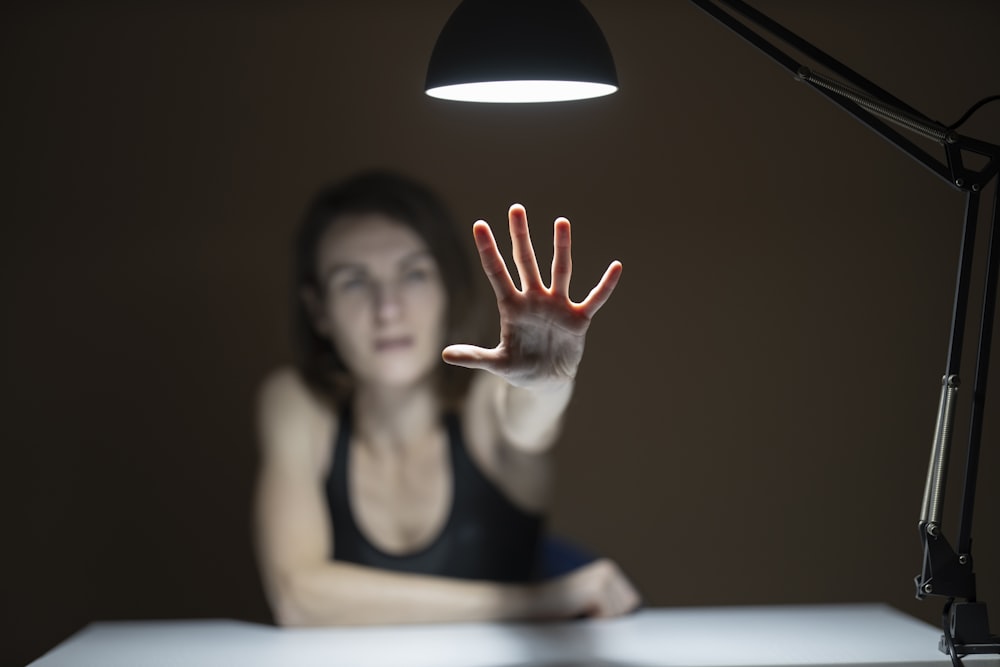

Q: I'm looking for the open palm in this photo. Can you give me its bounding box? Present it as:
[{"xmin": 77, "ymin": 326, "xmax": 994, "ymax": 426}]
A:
[{"xmin": 442, "ymin": 204, "xmax": 622, "ymax": 390}]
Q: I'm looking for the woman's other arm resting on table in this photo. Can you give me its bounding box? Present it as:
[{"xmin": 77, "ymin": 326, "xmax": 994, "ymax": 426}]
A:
[{"xmin": 253, "ymin": 368, "xmax": 636, "ymax": 626}]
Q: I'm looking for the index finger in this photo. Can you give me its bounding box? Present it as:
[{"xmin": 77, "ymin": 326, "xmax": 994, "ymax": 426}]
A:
[{"xmin": 472, "ymin": 220, "xmax": 518, "ymax": 301}]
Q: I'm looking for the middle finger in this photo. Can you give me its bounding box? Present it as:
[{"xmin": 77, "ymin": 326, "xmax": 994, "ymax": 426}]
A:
[{"xmin": 508, "ymin": 203, "xmax": 544, "ymax": 292}]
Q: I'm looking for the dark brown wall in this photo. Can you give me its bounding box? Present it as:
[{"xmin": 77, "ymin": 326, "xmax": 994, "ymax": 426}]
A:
[{"xmin": 4, "ymin": 1, "xmax": 1000, "ymax": 664}]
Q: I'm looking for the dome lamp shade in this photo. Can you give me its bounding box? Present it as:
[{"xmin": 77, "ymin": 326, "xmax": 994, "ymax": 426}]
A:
[{"xmin": 425, "ymin": 0, "xmax": 619, "ymax": 103}]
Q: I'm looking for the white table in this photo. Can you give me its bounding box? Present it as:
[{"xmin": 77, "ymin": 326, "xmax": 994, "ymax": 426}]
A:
[{"xmin": 29, "ymin": 604, "xmax": 1000, "ymax": 666}]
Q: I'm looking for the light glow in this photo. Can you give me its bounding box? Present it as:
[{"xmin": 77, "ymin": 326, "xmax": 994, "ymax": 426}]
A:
[{"xmin": 426, "ymin": 80, "xmax": 617, "ymax": 103}]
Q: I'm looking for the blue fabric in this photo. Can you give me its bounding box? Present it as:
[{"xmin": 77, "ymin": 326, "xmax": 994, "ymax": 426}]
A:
[{"xmin": 535, "ymin": 534, "xmax": 596, "ymax": 579}]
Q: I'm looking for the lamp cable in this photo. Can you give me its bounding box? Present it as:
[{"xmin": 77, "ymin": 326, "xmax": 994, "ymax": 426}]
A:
[
  {"xmin": 942, "ymin": 598, "xmax": 968, "ymax": 667},
  {"xmin": 947, "ymin": 95, "xmax": 1000, "ymax": 132}
]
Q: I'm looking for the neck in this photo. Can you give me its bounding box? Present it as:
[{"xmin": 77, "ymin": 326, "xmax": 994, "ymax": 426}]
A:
[{"xmin": 352, "ymin": 380, "xmax": 442, "ymax": 455}]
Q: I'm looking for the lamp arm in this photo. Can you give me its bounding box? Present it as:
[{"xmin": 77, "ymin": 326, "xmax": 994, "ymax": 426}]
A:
[
  {"xmin": 916, "ymin": 182, "xmax": 1000, "ymax": 659},
  {"xmin": 687, "ymin": 0, "xmax": 1000, "ymax": 659},
  {"xmin": 959, "ymin": 182, "xmax": 1000, "ymax": 557},
  {"xmin": 688, "ymin": 0, "xmax": 1000, "ymax": 190},
  {"xmin": 795, "ymin": 68, "xmax": 946, "ymax": 143},
  {"xmin": 693, "ymin": 0, "xmax": 931, "ymax": 118}
]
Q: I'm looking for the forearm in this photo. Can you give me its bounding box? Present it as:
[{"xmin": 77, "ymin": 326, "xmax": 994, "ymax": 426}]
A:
[
  {"xmin": 274, "ymin": 560, "xmax": 544, "ymax": 626},
  {"xmin": 495, "ymin": 379, "xmax": 574, "ymax": 452}
]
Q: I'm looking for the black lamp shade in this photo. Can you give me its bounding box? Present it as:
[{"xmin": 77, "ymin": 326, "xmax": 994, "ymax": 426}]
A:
[{"xmin": 425, "ymin": 0, "xmax": 619, "ymax": 102}]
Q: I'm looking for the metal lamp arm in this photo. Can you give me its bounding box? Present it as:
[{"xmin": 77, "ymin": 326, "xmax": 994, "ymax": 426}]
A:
[
  {"xmin": 688, "ymin": 0, "xmax": 1000, "ymax": 189},
  {"xmin": 686, "ymin": 0, "xmax": 1000, "ymax": 659}
]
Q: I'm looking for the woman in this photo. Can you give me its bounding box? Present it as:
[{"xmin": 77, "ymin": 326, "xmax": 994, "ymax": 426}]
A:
[{"xmin": 254, "ymin": 171, "xmax": 639, "ymax": 626}]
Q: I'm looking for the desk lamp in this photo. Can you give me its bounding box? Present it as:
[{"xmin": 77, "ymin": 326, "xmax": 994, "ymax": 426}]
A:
[{"xmin": 426, "ymin": 1, "xmax": 1000, "ymax": 664}]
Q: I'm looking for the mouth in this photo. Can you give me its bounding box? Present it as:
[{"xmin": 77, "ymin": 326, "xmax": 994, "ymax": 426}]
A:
[{"xmin": 374, "ymin": 336, "xmax": 414, "ymax": 352}]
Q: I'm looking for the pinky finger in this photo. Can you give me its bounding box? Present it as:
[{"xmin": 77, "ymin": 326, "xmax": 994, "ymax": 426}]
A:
[{"xmin": 579, "ymin": 261, "xmax": 623, "ymax": 318}]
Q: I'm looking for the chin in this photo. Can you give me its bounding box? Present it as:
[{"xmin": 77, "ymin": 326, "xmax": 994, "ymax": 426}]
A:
[{"xmin": 371, "ymin": 360, "xmax": 439, "ymax": 390}]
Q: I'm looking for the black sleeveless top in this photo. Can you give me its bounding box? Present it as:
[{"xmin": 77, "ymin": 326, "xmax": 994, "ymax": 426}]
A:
[{"xmin": 325, "ymin": 406, "xmax": 544, "ymax": 583}]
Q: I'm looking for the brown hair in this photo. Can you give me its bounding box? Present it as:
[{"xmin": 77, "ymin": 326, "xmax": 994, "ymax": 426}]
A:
[{"xmin": 293, "ymin": 170, "xmax": 478, "ymax": 405}]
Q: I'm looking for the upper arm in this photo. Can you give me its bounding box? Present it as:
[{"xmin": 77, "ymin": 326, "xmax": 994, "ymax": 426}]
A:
[{"xmin": 254, "ymin": 367, "xmax": 336, "ymax": 604}]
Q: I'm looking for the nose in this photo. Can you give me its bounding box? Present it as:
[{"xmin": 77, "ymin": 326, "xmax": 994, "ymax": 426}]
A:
[{"xmin": 373, "ymin": 280, "xmax": 403, "ymax": 324}]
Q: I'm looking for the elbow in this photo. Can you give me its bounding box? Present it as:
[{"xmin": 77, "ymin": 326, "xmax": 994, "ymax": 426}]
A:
[
  {"xmin": 271, "ymin": 596, "xmax": 310, "ymax": 628},
  {"xmin": 267, "ymin": 570, "xmax": 320, "ymax": 627},
  {"xmin": 268, "ymin": 568, "xmax": 355, "ymax": 627}
]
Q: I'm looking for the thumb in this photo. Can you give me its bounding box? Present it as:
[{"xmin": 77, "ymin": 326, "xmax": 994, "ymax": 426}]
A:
[{"xmin": 441, "ymin": 344, "xmax": 501, "ymax": 372}]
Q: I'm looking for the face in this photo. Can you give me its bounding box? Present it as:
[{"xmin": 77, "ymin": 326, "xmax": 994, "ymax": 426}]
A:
[{"xmin": 309, "ymin": 213, "xmax": 448, "ymax": 390}]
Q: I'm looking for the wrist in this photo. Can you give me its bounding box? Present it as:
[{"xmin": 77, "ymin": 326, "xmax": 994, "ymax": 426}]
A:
[
  {"xmin": 495, "ymin": 581, "xmax": 547, "ymax": 620},
  {"xmin": 492, "ymin": 377, "xmax": 574, "ymax": 453},
  {"xmin": 507, "ymin": 579, "xmax": 566, "ymax": 621},
  {"xmin": 506, "ymin": 377, "xmax": 574, "ymax": 396}
]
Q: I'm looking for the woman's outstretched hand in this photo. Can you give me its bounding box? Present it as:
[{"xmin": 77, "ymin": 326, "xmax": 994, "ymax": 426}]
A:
[{"xmin": 442, "ymin": 204, "xmax": 622, "ymax": 391}]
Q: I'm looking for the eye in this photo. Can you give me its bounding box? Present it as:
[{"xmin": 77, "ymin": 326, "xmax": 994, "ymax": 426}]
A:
[
  {"xmin": 401, "ymin": 259, "xmax": 439, "ymax": 284},
  {"xmin": 334, "ymin": 274, "xmax": 370, "ymax": 292},
  {"xmin": 403, "ymin": 267, "xmax": 431, "ymax": 283}
]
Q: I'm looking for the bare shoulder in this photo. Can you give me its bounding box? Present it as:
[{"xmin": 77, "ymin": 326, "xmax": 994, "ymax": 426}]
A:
[
  {"xmin": 258, "ymin": 366, "xmax": 329, "ymax": 418},
  {"xmin": 256, "ymin": 365, "xmax": 337, "ymax": 470}
]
